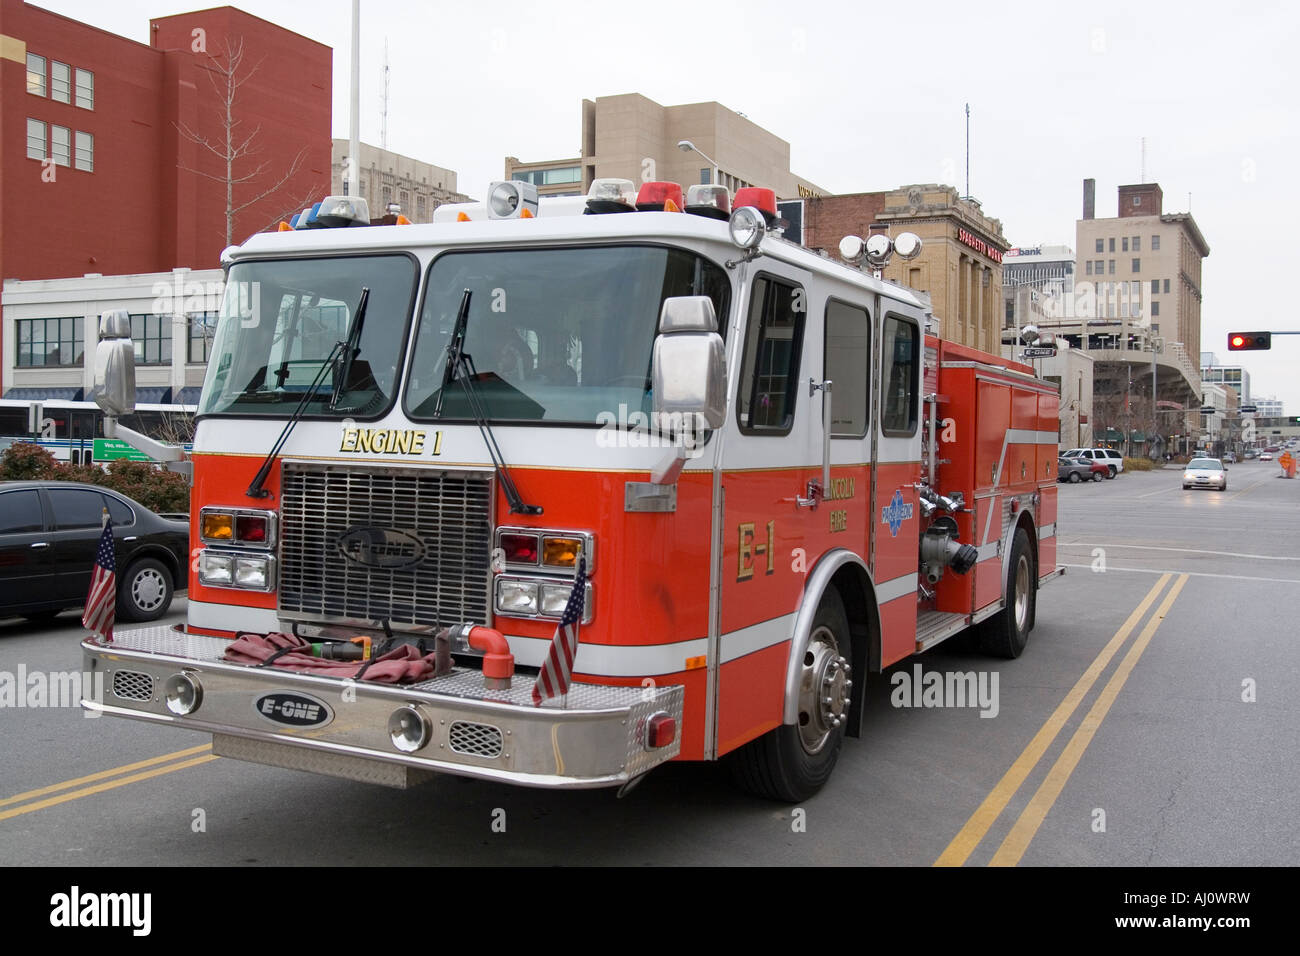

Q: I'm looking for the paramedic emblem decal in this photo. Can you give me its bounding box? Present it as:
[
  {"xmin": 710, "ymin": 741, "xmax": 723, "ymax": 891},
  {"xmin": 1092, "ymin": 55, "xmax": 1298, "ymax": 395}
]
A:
[
  {"xmin": 881, "ymin": 490, "xmax": 914, "ymax": 537},
  {"xmin": 336, "ymin": 528, "xmax": 426, "ymax": 569},
  {"xmin": 254, "ymin": 692, "xmax": 333, "ymax": 728}
]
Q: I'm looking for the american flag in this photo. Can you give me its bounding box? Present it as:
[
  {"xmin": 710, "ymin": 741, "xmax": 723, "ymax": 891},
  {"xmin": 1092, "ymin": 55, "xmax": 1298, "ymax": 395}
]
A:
[
  {"xmin": 531, "ymin": 556, "xmax": 586, "ymax": 706},
  {"xmin": 82, "ymin": 515, "xmax": 116, "ymax": 642}
]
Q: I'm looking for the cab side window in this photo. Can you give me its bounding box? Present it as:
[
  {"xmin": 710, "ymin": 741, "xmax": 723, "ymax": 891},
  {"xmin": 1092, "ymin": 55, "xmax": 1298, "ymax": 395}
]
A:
[
  {"xmin": 738, "ymin": 276, "xmax": 806, "ymax": 434},
  {"xmin": 881, "ymin": 316, "xmax": 919, "ymax": 436},
  {"xmin": 824, "ymin": 299, "xmax": 870, "ymax": 438}
]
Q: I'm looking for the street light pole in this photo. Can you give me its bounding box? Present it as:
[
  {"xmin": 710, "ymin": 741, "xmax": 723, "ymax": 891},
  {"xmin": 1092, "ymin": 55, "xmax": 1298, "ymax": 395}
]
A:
[{"xmin": 677, "ymin": 139, "xmax": 719, "ymax": 186}]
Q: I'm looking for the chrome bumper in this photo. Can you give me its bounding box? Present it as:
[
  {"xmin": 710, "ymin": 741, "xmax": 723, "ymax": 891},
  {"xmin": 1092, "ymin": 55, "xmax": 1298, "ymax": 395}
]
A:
[{"xmin": 82, "ymin": 626, "xmax": 683, "ymax": 790}]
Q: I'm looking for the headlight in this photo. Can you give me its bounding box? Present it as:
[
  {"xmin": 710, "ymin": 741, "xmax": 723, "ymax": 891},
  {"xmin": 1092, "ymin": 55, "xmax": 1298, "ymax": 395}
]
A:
[
  {"xmin": 496, "ymin": 579, "xmax": 538, "ymax": 615},
  {"xmin": 198, "ymin": 552, "xmax": 233, "ymax": 585},
  {"xmin": 728, "ymin": 206, "xmax": 766, "ymax": 250},
  {"xmin": 198, "ymin": 550, "xmax": 275, "ymax": 591}
]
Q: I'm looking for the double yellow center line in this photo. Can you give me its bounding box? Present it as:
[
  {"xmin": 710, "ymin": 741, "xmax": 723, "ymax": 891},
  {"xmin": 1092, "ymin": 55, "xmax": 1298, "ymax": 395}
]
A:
[
  {"xmin": 935, "ymin": 572, "xmax": 1189, "ymax": 867},
  {"xmin": 0, "ymin": 744, "xmax": 218, "ymax": 822}
]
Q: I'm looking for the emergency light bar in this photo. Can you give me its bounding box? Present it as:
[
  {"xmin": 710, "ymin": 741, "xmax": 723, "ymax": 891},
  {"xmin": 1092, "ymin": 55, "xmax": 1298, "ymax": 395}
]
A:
[
  {"xmin": 586, "ymin": 178, "xmax": 637, "ymax": 214},
  {"xmin": 685, "ymin": 184, "xmax": 731, "ymax": 220}
]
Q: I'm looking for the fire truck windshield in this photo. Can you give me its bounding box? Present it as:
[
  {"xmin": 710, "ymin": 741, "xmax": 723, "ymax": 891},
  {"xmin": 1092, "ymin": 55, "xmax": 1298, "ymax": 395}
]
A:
[
  {"xmin": 197, "ymin": 254, "xmax": 416, "ymax": 419},
  {"xmin": 405, "ymin": 244, "xmax": 730, "ymax": 425}
]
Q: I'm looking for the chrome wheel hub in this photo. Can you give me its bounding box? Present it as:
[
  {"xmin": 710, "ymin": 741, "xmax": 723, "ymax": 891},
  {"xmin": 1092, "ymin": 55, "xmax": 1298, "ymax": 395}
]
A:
[{"xmin": 798, "ymin": 626, "xmax": 852, "ymax": 755}]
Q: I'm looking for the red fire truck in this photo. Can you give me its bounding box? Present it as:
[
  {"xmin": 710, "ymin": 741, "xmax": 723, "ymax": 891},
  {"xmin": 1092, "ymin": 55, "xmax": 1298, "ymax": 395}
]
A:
[{"xmin": 83, "ymin": 180, "xmax": 1060, "ymax": 801}]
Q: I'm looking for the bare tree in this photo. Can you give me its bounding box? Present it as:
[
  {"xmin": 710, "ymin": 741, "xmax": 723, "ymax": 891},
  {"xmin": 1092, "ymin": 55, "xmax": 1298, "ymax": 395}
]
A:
[{"xmin": 177, "ymin": 38, "xmax": 316, "ymax": 246}]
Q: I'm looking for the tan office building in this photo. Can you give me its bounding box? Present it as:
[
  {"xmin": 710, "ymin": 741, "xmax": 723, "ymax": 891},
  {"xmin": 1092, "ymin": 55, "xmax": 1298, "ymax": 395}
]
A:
[
  {"xmin": 331, "ymin": 140, "xmax": 470, "ymax": 223},
  {"xmin": 505, "ymin": 93, "xmax": 825, "ymax": 199}
]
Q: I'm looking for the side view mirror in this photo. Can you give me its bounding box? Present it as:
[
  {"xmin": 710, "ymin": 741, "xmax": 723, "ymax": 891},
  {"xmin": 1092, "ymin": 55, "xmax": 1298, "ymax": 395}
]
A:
[
  {"xmin": 652, "ymin": 296, "xmax": 726, "ymax": 430},
  {"xmin": 89, "ymin": 309, "xmax": 136, "ymax": 417}
]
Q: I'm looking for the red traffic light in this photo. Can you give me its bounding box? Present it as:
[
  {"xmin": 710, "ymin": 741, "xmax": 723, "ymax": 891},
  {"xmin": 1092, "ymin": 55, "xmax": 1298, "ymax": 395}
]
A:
[{"xmin": 1227, "ymin": 331, "xmax": 1271, "ymax": 350}]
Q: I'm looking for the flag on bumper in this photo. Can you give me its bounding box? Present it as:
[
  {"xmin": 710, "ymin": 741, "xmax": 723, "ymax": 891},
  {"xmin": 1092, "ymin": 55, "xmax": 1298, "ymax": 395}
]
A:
[
  {"xmin": 531, "ymin": 556, "xmax": 586, "ymax": 706},
  {"xmin": 82, "ymin": 517, "xmax": 115, "ymax": 642}
]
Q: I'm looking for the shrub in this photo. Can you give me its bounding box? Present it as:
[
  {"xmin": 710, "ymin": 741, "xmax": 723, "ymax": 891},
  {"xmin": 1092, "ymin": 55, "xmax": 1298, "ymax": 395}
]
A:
[
  {"xmin": 1123, "ymin": 457, "xmax": 1155, "ymax": 471},
  {"xmin": 0, "ymin": 443, "xmax": 191, "ymax": 514},
  {"xmin": 0, "ymin": 442, "xmax": 61, "ymax": 479}
]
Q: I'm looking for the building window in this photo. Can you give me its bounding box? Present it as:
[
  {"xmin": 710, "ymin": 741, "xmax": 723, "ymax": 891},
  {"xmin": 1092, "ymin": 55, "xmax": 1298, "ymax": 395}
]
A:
[
  {"xmin": 1095, "ymin": 238, "xmax": 1104, "ymax": 253},
  {"xmin": 700, "ymin": 168, "xmax": 712, "ymax": 185},
  {"xmin": 74, "ymin": 131, "xmax": 93, "ymax": 171},
  {"xmin": 1109, "ymin": 238, "xmax": 1115, "ymax": 252},
  {"xmin": 129, "ymin": 314, "xmax": 172, "ymax": 365},
  {"xmin": 51, "ymin": 125, "xmax": 71, "ymax": 166},
  {"xmin": 75, "ymin": 69, "xmax": 94, "ymax": 109},
  {"xmin": 1151, "ymin": 301, "xmax": 1160, "ymax": 317},
  {"xmin": 1150, "ymin": 279, "xmax": 1159, "ymax": 293},
  {"xmin": 51, "ymin": 61, "xmax": 71, "ymax": 103},
  {"xmin": 1108, "ymin": 259, "xmax": 1115, "ymax": 275},
  {"xmin": 1163, "ymin": 279, "xmax": 1170, "ymax": 294},
  {"xmin": 188, "ymin": 312, "xmax": 219, "ymax": 363},
  {"xmin": 1152, "ymin": 235, "xmax": 1160, "ymax": 251},
  {"xmin": 27, "ymin": 53, "xmax": 46, "ymax": 95},
  {"xmin": 381, "ymin": 185, "xmax": 391, "ymax": 209},
  {"xmin": 398, "ymin": 189, "xmax": 409, "ymax": 211},
  {"xmin": 16, "ymin": 317, "xmax": 84, "ymax": 367},
  {"xmin": 1132, "ymin": 258, "xmax": 1140, "ymax": 272},
  {"xmin": 1133, "ymin": 235, "xmax": 1141, "ymax": 252},
  {"xmin": 1122, "ymin": 237, "xmax": 1129, "ymax": 252},
  {"xmin": 416, "ymin": 195, "xmax": 426, "ymax": 219},
  {"xmin": 1133, "ymin": 196, "xmax": 1141, "ymax": 207},
  {"xmin": 26, "ymin": 119, "xmax": 46, "ymax": 160},
  {"xmin": 1086, "ymin": 261, "xmax": 1093, "ymax": 275}
]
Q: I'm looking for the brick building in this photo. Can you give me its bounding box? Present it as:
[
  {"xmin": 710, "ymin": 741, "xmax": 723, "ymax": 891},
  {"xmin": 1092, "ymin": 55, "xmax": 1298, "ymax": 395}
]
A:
[{"xmin": 2, "ymin": 0, "xmax": 331, "ymax": 389}]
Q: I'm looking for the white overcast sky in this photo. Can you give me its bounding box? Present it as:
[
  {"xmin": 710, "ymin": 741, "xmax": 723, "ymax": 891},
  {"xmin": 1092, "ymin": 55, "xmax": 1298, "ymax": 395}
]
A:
[{"xmin": 37, "ymin": 0, "xmax": 1300, "ymax": 412}]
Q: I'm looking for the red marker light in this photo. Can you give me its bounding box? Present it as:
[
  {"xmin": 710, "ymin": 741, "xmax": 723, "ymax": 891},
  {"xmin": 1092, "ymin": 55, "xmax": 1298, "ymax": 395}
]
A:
[
  {"xmin": 636, "ymin": 181, "xmax": 684, "ymax": 212},
  {"xmin": 1231, "ymin": 335, "xmax": 1245, "ymax": 348},
  {"xmin": 734, "ymin": 187, "xmax": 777, "ymax": 224},
  {"xmin": 645, "ymin": 713, "xmax": 676, "ymax": 749}
]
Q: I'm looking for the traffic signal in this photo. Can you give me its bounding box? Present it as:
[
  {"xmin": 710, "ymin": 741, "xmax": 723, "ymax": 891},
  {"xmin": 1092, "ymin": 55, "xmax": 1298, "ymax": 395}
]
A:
[{"xmin": 1228, "ymin": 331, "xmax": 1271, "ymax": 350}]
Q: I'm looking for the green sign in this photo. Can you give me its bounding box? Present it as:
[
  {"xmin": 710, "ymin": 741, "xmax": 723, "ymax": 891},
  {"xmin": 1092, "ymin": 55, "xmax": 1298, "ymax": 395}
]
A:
[{"xmin": 93, "ymin": 439, "xmax": 153, "ymax": 462}]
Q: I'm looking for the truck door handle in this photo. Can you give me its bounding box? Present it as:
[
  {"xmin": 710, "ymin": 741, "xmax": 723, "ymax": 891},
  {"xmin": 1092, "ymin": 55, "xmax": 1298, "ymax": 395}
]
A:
[{"xmin": 30, "ymin": 542, "xmax": 49, "ymax": 549}]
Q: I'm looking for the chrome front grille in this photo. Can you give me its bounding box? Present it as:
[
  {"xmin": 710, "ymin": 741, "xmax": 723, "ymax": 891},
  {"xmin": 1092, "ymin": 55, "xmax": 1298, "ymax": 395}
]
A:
[{"xmin": 278, "ymin": 463, "xmax": 493, "ymax": 631}]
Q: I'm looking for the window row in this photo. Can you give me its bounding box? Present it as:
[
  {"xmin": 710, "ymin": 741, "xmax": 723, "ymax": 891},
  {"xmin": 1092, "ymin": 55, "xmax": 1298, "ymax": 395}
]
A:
[
  {"xmin": 15, "ymin": 314, "xmax": 218, "ymax": 368},
  {"xmin": 1149, "ymin": 278, "xmax": 1172, "ymax": 294},
  {"xmin": 738, "ymin": 276, "xmax": 916, "ymax": 438},
  {"xmin": 26, "ymin": 119, "xmax": 93, "ymax": 171},
  {"xmin": 1095, "ymin": 235, "xmax": 1161, "ymax": 253},
  {"xmin": 26, "ymin": 53, "xmax": 94, "ymax": 109}
]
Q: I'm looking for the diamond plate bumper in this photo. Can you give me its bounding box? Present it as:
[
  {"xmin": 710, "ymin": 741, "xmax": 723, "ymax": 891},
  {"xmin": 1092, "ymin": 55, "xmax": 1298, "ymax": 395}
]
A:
[{"xmin": 82, "ymin": 626, "xmax": 683, "ymax": 790}]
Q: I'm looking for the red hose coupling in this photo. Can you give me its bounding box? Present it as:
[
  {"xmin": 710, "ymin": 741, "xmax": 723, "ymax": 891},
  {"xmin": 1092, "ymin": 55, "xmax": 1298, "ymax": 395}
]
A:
[{"xmin": 467, "ymin": 626, "xmax": 514, "ymax": 689}]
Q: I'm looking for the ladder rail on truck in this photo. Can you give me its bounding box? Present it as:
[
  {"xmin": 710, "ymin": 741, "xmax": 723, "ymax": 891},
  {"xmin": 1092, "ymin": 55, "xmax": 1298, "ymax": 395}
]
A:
[{"xmin": 82, "ymin": 181, "xmax": 1061, "ymax": 800}]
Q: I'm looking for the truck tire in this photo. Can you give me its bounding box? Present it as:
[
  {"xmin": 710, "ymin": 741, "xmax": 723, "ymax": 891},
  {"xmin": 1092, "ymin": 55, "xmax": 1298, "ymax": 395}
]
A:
[
  {"xmin": 729, "ymin": 588, "xmax": 852, "ymax": 802},
  {"xmin": 117, "ymin": 557, "xmax": 174, "ymax": 623},
  {"xmin": 978, "ymin": 528, "xmax": 1035, "ymax": 659}
]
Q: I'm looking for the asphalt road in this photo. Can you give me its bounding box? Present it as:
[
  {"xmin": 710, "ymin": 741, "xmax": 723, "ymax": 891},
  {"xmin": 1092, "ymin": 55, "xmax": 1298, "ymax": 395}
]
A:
[{"xmin": 1, "ymin": 459, "xmax": 1296, "ymax": 867}]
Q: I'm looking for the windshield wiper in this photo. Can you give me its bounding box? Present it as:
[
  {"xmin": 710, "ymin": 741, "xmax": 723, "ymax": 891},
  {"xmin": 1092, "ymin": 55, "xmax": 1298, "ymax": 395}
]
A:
[
  {"xmin": 329, "ymin": 287, "xmax": 370, "ymax": 410},
  {"xmin": 435, "ymin": 289, "xmax": 542, "ymax": 516},
  {"xmin": 246, "ymin": 287, "xmax": 367, "ymax": 499}
]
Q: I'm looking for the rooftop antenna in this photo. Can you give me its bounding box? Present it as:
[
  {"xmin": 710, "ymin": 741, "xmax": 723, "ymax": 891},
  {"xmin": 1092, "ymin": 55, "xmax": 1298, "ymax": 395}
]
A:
[
  {"xmin": 964, "ymin": 103, "xmax": 970, "ymax": 199},
  {"xmin": 1140, "ymin": 136, "xmax": 1147, "ymax": 182},
  {"xmin": 380, "ymin": 38, "xmax": 390, "ymax": 150}
]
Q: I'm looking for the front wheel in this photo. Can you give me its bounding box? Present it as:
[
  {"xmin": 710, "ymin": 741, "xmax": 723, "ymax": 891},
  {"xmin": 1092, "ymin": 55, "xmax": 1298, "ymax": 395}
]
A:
[
  {"xmin": 729, "ymin": 588, "xmax": 852, "ymax": 801},
  {"xmin": 1068, "ymin": 472, "xmax": 1081, "ymax": 483},
  {"xmin": 978, "ymin": 528, "xmax": 1035, "ymax": 659},
  {"xmin": 117, "ymin": 557, "xmax": 174, "ymax": 623}
]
